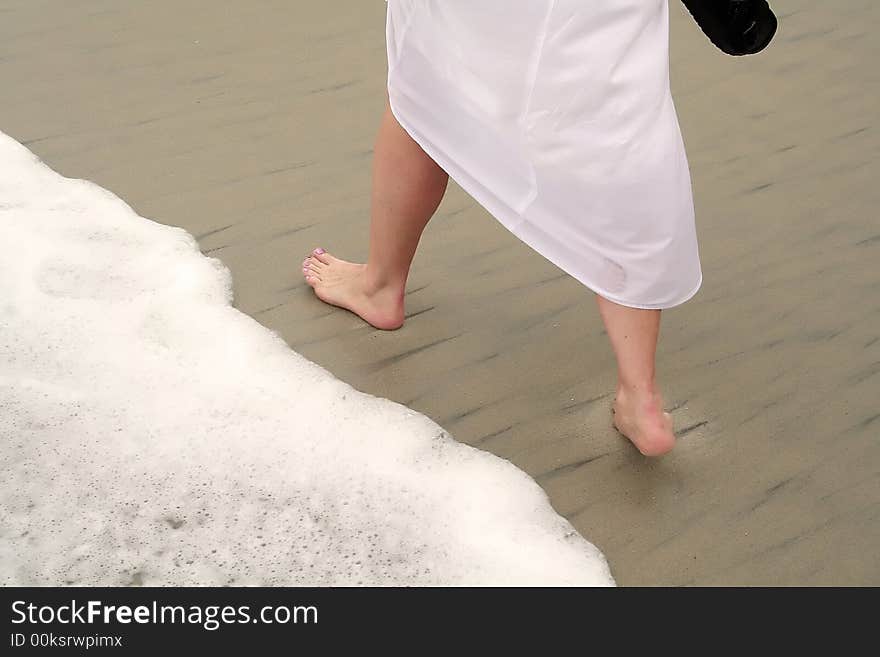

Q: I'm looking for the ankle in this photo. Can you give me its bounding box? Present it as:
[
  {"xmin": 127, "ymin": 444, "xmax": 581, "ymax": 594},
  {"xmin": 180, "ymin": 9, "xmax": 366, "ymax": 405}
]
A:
[
  {"xmin": 616, "ymin": 380, "xmax": 659, "ymax": 400},
  {"xmin": 363, "ymin": 264, "xmax": 406, "ymax": 297}
]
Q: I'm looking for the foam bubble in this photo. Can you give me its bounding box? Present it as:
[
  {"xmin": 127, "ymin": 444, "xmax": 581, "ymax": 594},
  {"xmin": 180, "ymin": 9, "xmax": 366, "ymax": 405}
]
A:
[{"xmin": 0, "ymin": 131, "xmax": 614, "ymax": 586}]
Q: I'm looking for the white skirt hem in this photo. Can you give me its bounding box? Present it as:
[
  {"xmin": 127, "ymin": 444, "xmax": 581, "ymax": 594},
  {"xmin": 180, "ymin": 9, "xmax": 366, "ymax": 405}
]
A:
[{"xmin": 386, "ymin": 94, "xmax": 703, "ymax": 311}]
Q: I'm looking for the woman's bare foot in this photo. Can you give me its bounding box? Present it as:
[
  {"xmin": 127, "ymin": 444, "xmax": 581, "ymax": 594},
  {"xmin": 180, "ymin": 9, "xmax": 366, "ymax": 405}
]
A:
[
  {"xmin": 302, "ymin": 248, "xmax": 406, "ymax": 330},
  {"xmin": 611, "ymin": 386, "xmax": 676, "ymax": 457}
]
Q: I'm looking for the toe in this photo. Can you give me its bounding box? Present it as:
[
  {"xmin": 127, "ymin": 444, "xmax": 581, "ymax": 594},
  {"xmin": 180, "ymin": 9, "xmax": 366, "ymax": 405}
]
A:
[
  {"xmin": 304, "ymin": 265, "xmax": 321, "ymax": 283},
  {"xmin": 303, "ymin": 262, "xmax": 321, "ymax": 281},
  {"xmin": 312, "ymin": 248, "xmax": 332, "ymax": 265}
]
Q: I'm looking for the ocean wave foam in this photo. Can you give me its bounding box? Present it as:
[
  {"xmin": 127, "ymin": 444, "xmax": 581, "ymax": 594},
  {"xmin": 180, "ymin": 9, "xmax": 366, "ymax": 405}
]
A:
[{"xmin": 0, "ymin": 131, "xmax": 613, "ymax": 586}]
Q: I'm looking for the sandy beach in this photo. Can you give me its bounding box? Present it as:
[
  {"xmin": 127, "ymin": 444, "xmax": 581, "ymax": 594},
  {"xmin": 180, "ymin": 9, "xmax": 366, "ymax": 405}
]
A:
[{"xmin": 1, "ymin": 0, "xmax": 878, "ymax": 585}]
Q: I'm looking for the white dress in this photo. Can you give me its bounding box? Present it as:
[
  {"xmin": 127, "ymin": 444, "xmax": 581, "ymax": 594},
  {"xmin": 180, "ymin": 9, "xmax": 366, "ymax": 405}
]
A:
[{"xmin": 385, "ymin": 0, "xmax": 702, "ymax": 309}]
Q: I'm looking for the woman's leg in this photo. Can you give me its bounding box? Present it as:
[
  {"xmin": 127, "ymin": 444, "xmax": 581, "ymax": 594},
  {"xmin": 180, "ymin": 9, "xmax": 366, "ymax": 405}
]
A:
[
  {"xmin": 304, "ymin": 100, "xmax": 449, "ymax": 329},
  {"xmin": 595, "ymin": 295, "xmax": 676, "ymax": 456}
]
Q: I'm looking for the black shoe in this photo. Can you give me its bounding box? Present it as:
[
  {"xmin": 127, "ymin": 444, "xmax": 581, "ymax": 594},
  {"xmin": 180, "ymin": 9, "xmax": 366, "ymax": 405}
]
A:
[{"xmin": 680, "ymin": 0, "xmax": 778, "ymax": 56}]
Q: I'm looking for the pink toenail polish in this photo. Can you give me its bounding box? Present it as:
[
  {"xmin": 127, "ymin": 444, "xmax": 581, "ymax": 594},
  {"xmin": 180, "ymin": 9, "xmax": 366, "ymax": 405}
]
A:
[{"xmin": 314, "ymin": 248, "xmax": 325, "ymax": 255}]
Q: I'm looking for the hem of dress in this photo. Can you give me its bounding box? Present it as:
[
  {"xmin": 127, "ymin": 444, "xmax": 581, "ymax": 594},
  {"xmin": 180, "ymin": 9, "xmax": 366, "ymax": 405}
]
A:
[
  {"xmin": 592, "ymin": 270, "xmax": 703, "ymax": 310},
  {"xmin": 386, "ymin": 90, "xmax": 703, "ymax": 312}
]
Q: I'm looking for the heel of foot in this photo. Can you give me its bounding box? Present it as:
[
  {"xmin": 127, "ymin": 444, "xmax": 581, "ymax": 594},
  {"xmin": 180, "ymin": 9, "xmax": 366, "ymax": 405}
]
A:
[{"xmin": 610, "ymin": 398, "xmax": 675, "ymax": 457}]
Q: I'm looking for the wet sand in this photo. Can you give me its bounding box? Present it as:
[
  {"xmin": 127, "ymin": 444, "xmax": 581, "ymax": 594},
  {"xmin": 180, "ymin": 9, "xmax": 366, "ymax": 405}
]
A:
[{"xmin": 1, "ymin": 0, "xmax": 877, "ymax": 585}]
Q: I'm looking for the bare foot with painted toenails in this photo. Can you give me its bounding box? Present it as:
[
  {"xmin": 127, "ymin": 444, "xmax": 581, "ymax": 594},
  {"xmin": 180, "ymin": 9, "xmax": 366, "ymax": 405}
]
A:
[{"xmin": 302, "ymin": 247, "xmax": 406, "ymax": 331}]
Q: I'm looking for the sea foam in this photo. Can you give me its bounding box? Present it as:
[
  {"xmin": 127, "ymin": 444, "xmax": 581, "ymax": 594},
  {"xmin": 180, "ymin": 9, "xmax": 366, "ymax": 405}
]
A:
[{"xmin": 0, "ymin": 131, "xmax": 614, "ymax": 586}]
